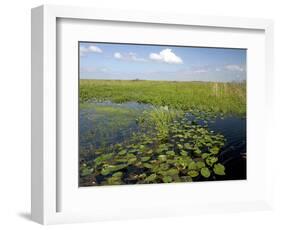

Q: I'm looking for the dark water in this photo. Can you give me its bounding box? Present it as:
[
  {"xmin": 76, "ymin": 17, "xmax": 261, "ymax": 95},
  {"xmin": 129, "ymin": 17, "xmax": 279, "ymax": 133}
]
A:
[
  {"xmin": 80, "ymin": 102, "xmax": 246, "ymax": 181},
  {"xmin": 209, "ymin": 117, "xmax": 246, "ymax": 180}
]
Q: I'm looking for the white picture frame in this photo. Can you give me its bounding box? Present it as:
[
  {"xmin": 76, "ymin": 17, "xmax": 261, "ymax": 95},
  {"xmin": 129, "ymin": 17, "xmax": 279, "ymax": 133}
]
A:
[{"xmin": 31, "ymin": 4, "xmax": 274, "ymax": 225}]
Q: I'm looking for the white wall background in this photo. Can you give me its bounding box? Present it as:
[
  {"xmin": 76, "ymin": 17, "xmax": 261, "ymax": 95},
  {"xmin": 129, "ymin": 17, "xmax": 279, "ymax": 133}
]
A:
[{"xmin": 0, "ymin": 0, "xmax": 280, "ymax": 229}]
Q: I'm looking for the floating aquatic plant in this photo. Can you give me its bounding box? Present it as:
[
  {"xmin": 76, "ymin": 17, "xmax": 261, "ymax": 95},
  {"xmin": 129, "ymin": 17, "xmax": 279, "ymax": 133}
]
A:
[{"xmin": 80, "ymin": 107, "xmax": 227, "ymax": 186}]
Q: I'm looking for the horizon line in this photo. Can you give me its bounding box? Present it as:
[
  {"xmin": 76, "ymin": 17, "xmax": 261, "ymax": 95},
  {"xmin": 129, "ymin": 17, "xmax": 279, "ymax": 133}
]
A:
[{"xmin": 80, "ymin": 78, "xmax": 246, "ymax": 83}]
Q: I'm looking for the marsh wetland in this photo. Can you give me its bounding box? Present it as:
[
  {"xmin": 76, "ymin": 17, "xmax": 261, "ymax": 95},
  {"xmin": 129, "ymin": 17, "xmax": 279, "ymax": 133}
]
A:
[{"xmin": 79, "ymin": 80, "xmax": 246, "ymax": 186}]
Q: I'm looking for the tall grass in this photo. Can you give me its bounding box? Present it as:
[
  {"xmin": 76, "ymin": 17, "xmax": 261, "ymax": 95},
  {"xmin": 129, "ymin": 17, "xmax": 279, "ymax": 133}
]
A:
[
  {"xmin": 139, "ymin": 106, "xmax": 183, "ymax": 140},
  {"xmin": 80, "ymin": 80, "xmax": 246, "ymax": 115}
]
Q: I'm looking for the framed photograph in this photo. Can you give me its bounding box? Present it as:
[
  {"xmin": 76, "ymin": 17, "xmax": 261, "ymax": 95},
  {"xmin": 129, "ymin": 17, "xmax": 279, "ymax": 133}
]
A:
[
  {"xmin": 31, "ymin": 5, "xmax": 274, "ymax": 224},
  {"xmin": 78, "ymin": 42, "xmax": 247, "ymax": 187}
]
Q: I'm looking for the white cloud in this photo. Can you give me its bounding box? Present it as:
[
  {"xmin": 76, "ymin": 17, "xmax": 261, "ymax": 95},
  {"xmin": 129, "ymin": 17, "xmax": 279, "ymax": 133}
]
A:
[
  {"xmin": 225, "ymin": 65, "xmax": 244, "ymax": 72},
  {"xmin": 149, "ymin": 53, "xmax": 162, "ymax": 61},
  {"xmin": 80, "ymin": 45, "xmax": 103, "ymax": 56},
  {"xmin": 215, "ymin": 67, "xmax": 221, "ymax": 72},
  {"xmin": 88, "ymin": 45, "xmax": 102, "ymax": 53},
  {"xmin": 80, "ymin": 46, "xmax": 88, "ymax": 53},
  {"xmin": 114, "ymin": 52, "xmax": 122, "ymax": 59},
  {"xmin": 80, "ymin": 46, "xmax": 88, "ymax": 56},
  {"xmin": 128, "ymin": 52, "xmax": 146, "ymax": 62},
  {"xmin": 114, "ymin": 52, "xmax": 146, "ymax": 62},
  {"xmin": 149, "ymin": 49, "xmax": 183, "ymax": 64}
]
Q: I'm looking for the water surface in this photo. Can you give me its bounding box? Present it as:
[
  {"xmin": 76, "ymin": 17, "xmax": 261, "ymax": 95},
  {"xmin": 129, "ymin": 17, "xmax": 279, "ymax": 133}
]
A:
[{"xmin": 80, "ymin": 102, "xmax": 246, "ymax": 181}]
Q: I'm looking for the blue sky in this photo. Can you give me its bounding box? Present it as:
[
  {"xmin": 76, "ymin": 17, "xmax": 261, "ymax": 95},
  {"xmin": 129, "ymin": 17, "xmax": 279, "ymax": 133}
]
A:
[{"xmin": 79, "ymin": 42, "xmax": 246, "ymax": 82}]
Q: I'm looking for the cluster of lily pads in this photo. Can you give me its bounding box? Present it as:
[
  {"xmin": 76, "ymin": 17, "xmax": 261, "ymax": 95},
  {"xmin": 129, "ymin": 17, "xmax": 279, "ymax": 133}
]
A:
[{"xmin": 80, "ymin": 107, "xmax": 226, "ymax": 186}]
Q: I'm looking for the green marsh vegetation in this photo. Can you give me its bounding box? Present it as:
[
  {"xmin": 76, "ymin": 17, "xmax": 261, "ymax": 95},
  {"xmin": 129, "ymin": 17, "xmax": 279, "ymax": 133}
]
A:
[
  {"xmin": 80, "ymin": 79, "xmax": 246, "ymax": 115},
  {"xmin": 79, "ymin": 80, "xmax": 246, "ymax": 186}
]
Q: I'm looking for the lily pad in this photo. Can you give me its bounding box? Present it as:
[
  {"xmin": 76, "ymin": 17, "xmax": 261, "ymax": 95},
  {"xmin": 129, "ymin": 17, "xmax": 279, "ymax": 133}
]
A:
[
  {"xmin": 202, "ymin": 153, "xmax": 210, "ymax": 159},
  {"xmin": 101, "ymin": 164, "xmax": 127, "ymax": 176},
  {"xmin": 145, "ymin": 173, "xmax": 157, "ymax": 182},
  {"xmin": 188, "ymin": 170, "xmax": 199, "ymax": 177},
  {"xmin": 166, "ymin": 168, "xmax": 179, "ymax": 176},
  {"xmin": 188, "ymin": 161, "xmax": 197, "ymax": 170},
  {"xmin": 166, "ymin": 150, "xmax": 175, "ymax": 156},
  {"xmin": 158, "ymin": 155, "xmax": 167, "ymax": 161},
  {"xmin": 118, "ymin": 149, "xmax": 127, "ymax": 155},
  {"xmin": 112, "ymin": 171, "xmax": 123, "ymax": 177},
  {"xmin": 210, "ymin": 146, "xmax": 220, "ymax": 154},
  {"xmin": 162, "ymin": 175, "xmax": 173, "ymax": 183},
  {"xmin": 206, "ymin": 156, "xmax": 218, "ymax": 166},
  {"xmin": 106, "ymin": 176, "xmax": 122, "ymax": 185},
  {"xmin": 196, "ymin": 161, "xmax": 205, "ymax": 169},
  {"xmin": 200, "ymin": 167, "xmax": 211, "ymax": 178},
  {"xmin": 141, "ymin": 156, "xmax": 151, "ymax": 162},
  {"xmin": 184, "ymin": 143, "xmax": 192, "ymax": 150},
  {"xmin": 213, "ymin": 163, "xmax": 226, "ymax": 175},
  {"xmin": 143, "ymin": 163, "xmax": 153, "ymax": 169},
  {"xmin": 81, "ymin": 168, "xmax": 93, "ymax": 177}
]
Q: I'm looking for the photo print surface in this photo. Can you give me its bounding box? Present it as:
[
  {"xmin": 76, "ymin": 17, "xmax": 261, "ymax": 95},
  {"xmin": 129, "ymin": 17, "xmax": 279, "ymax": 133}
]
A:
[{"xmin": 79, "ymin": 42, "xmax": 246, "ymax": 187}]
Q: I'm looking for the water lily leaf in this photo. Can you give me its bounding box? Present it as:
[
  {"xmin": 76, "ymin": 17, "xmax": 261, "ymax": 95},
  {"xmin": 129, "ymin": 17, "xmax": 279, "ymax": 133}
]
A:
[
  {"xmin": 127, "ymin": 153, "xmax": 137, "ymax": 159},
  {"xmin": 213, "ymin": 163, "xmax": 225, "ymax": 175},
  {"xmin": 128, "ymin": 157, "xmax": 137, "ymax": 164},
  {"xmin": 194, "ymin": 148, "xmax": 202, "ymax": 155},
  {"xmin": 128, "ymin": 149, "xmax": 138, "ymax": 153},
  {"xmin": 202, "ymin": 153, "xmax": 210, "ymax": 159},
  {"xmin": 183, "ymin": 158, "xmax": 193, "ymax": 168},
  {"xmin": 81, "ymin": 168, "xmax": 93, "ymax": 177},
  {"xmin": 184, "ymin": 143, "xmax": 192, "ymax": 150},
  {"xmin": 147, "ymin": 149, "xmax": 153, "ymax": 154},
  {"xmin": 118, "ymin": 149, "xmax": 127, "ymax": 155},
  {"xmin": 210, "ymin": 146, "xmax": 220, "ymax": 154},
  {"xmin": 143, "ymin": 163, "xmax": 153, "ymax": 169},
  {"xmin": 180, "ymin": 150, "xmax": 187, "ymax": 156},
  {"xmin": 112, "ymin": 171, "xmax": 123, "ymax": 177},
  {"xmin": 177, "ymin": 144, "xmax": 183, "ymax": 149},
  {"xmin": 159, "ymin": 163, "xmax": 170, "ymax": 171},
  {"xmin": 141, "ymin": 156, "xmax": 151, "ymax": 162},
  {"xmin": 196, "ymin": 161, "xmax": 205, "ymax": 169},
  {"xmin": 158, "ymin": 155, "xmax": 167, "ymax": 161},
  {"xmin": 206, "ymin": 156, "xmax": 218, "ymax": 166},
  {"xmin": 145, "ymin": 173, "xmax": 157, "ymax": 182},
  {"xmin": 200, "ymin": 167, "xmax": 211, "ymax": 178},
  {"xmin": 166, "ymin": 150, "xmax": 175, "ymax": 156},
  {"xmin": 188, "ymin": 161, "xmax": 197, "ymax": 170},
  {"xmin": 162, "ymin": 175, "xmax": 172, "ymax": 183},
  {"xmin": 100, "ymin": 168, "xmax": 111, "ymax": 176},
  {"xmin": 188, "ymin": 170, "xmax": 199, "ymax": 177},
  {"xmin": 94, "ymin": 153, "xmax": 113, "ymax": 165},
  {"xmin": 158, "ymin": 144, "xmax": 168, "ymax": 151},
  {"xmin": 166, "ymin": 168, "xmax": 179, "ymax": 176},
  {"xmin": 101, "ymin": 164, "xmax": 127, "ymax": 176},
  {"xmin": 115, "ymin": 158, "xmax": 129, "ymax": 163},
  {"xmin": 134, "ymin": 162, "xmax": 142, "ymax": 167},
  {"xmin": 106, "ymin": 176, "xmax": 122, "ymax": 185}
]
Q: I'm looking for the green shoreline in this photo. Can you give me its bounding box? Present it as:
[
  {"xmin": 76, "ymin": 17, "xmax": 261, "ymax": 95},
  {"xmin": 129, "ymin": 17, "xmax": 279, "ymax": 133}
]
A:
[{"xmin": 80, "ymin": 79, "xmax": 246, "ymax": 116}]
